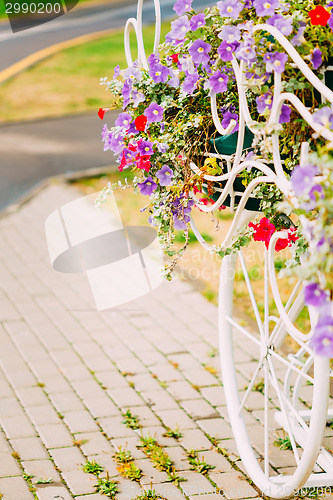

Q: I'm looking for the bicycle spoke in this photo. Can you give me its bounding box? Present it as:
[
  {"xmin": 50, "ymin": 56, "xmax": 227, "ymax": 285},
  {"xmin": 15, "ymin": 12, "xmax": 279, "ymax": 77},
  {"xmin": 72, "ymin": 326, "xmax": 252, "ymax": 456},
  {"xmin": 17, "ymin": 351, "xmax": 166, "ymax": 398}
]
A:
[
  {"xmin": 239, "ymin": 251, "xmax": 264, "ymax": 339},
  {"xmin": 238, "ymin": 356, "xmax": 265, "ymax": 414}
]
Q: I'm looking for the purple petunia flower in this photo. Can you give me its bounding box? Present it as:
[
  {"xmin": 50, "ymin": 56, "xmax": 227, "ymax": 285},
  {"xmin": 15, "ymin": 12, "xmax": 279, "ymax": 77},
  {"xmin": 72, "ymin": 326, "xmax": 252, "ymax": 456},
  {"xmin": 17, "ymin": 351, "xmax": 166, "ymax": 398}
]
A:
[
  {"xmin": 121, "ymin": 79, "xmax": 132, "ymax": 109},
  {"xmin": 264, "ymin": 52, "xmax": 288, "ymax": 73},
  {"xmin": 138, "ymin": 140, "xmax": 154, "ymax": 156},
  {"xmin": 304, "ymin": 283, "xmax": 329, "ymax": 308},
  {"xmin": 101, "ymin": 124, "xmax": 109, "ymax": 142},
  {"xmin": 156, "ymin": 165, "xmax": 174, "ymax": 186},
  {"xmin": 218, "ymin": 41, "xmax": 238, "ymax": 61},
  {"xmin": 313, "ymin": 106, "xmax": 333, "ymax": 130},
  {"xmin": 172, "ymin": 196, "xmax": 194, "ymax": 230},
  {"xmin": 311, "ymin": 48, "xmax": 323, "ymax": 70},
  {"xmin": 132, "ymin": 90, "xmax": 145, "ymax": 108},
  {"xmin": 217, "ymin": 0, "xmax": 243, "ymax": 19},
  {"xmin": 256, "ymin": 92, "xmax": 273, "ymax": 114},
  {"xmin": 168, "ymin": 15, "xmax": 190, "ymax": 41},
  {"xmin": 266, "ymin": 14, "xmax": 293, "ymax": 36},
  {"xmin": 279, "ymin": 104, "xmax": 291, "ymax": 123},
  {"xmin": 144, "ymin": 102, "xmax": 164, "ymax": 123},
  {"xmin": 189, "ymin": 39, "xmax": 211, "ymax": 65},
  {"xmin": 221, "ymin": 110, "xmax": 239, "ymax": 132},
  {"xmin": 173, "ymin": 0, "xmax": 192, "ymax": 15},
  {"xmin": 218, "ymin": 25, "xmax": 241, "ymax": 43},
  {"xmin": 190, "ymin": 13, "xmax": 206, "ymax": 30},
  {"xmin": 235, "ymin": 43, "xmax": 257, "ymax": 63},
  {"xmin": 205, "ymin": 70, "xmax": 229, "ymax": 94},
  {"xmin": 310, "ymin": 316, "xmax": 333, "ymax": 357},
  {"xmin": 182, "ymin": 71, "xmax": 199, "ymax": 94},
  {"xmin": 149, "ymin": 62, "xmax": 170, "ymax": 83},
  {"xmin": 291, "ymin": 25, "xmax": 306, "ymax": 46},
  {"xmin": 253, "ymin": 0, "xmax": 280, "ymax": 17},
  {"xmin": 113, "ymin": 65, "xmax": 120, "ymax": 79},
  {"xmin": 124, "ymin": 63, "xmax": 142, "ymax": 82},
  {"xmin": 179, "ymin": 54, "xmax": 195, "ymax": 73},
  {"xmin": 138, "ymin": 176, "xmax": 158, "ymax": 196},
  {"xmin": 291, "ymin": 163, "xmax": 319, "ymax": 196},
  {"xmin": 115, "ymin": 112, "xmax": 132, "ymax": 129},
  {"xmin": 168, "ymin": 69, "xmax": 180, "ymax": 88},
  {"xmin": 104, "ymin": 131, "xmax": 125, "ymax": 155}
]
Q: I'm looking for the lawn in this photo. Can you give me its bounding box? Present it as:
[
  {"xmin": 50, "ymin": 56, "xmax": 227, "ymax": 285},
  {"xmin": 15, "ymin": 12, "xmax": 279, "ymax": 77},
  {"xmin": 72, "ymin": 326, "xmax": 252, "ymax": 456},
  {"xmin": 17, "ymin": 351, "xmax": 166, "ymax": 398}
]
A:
[{"xmin": 0, "ymin": 21, "xmax": 170, "ymax": 122}]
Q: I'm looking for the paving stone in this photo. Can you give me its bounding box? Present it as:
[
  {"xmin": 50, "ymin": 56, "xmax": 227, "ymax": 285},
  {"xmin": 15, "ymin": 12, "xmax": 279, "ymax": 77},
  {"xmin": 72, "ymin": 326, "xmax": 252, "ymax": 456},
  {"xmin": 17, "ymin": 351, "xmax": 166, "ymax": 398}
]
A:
[
  {"xmin": 10, "ymin": 437, "xmax": 49, "ymax": 461},
  {"xmin": 1, "ymin": 415, "xmax": 36, "ymax": 439},
  {"xmin": 49, "ymin": 392, "xmax": 86, "ymax": 413},
  {"xmin": 49, "ymin": 446, "xmax": 86, "ymax": 472},
  {"xmin": 5, "ymin": 370, "xmax": 37, "ymax": 388},
  {"xmin": 200, "ymin": 386, "xmax": 226, "ymax": 407},
  {"xmin": 35, "ymin": 485, "xmax": 73, "ymax": 500},
  {"xmin": 180, "ymin": 399, "xmax": 218, "ymax": 420},
  {"xmin": 129, "ymin": 373, "xmax": 161, "ymax": 392},
  {"xmin": 37, "ymin": 424, "xmax": 73, "ymax": 449},
  {"xmin": 179, "ymin": 470, "xmax": 216, "ymax": 496},
  {"xmin": 107, "ymin": 387, "xmax": 144, "ymax": 408},
  {"xmin": 41, "ymin": 375, "xmax": 72, "ymax": 394},
  {"xmin": 135, "ymin": 458, "xmax": 169, "ymax": 484},
  {"xmin": 0, "ymin": 452, "xmax": 22, "ymax": 477},
  {"xmin": 61, "ymin": 468, "xmax": 96, "ymax": 495},
  {"xmin": 179, "ymin": 429, "xmax": 212, "ymax": 451},
  {"xmin": 0, "ymin": 397, "xmax": 24, "ymax": 418},
  {"xmin": 61, "ymin": 363, "xmax": 92, "ymax": 382},
  {"xmin": 74, "ymin": 494, "xmax": 106, "ymax": 500},
  {"xmin": 71, "ymin": 379, "xmax": 106, "ymax": 400},
  {"xmin": 21, "ymin": 459, "xmax": 62, "ymax": 483},
  {"xmin": 141, "ymin": 389, "xmax": 179, "ymax": 411},
  {"xmin": 163, "ymin": 445, "xmax": 189, "ymax": 471},
  {"xmin": 210, "ymin": 470, "xmax": 258, "ymax": 499},
  {"xmin": 76, "ymin": 432, "xmax": 114, "ymax": 456},
  {"xmin": 94, "ymin": 370, "xmax": 129, "ymax": 389},
  {"xmin": 129, "ymin": 405, "xmax": 161, "ymax": 427},
  {"xmin": 183, "ymin": 368, "xmax": 219, "ymax": 387},
  {"xmin": 153, "ymin": 482, "xmax": 187, "ymax": 499},
  {"xmin": 63, "ymin": 410, "xmax": 99, "ymax": 434},
  {"xmin": 167, "ymin": 381, "xmax": 201, "ymax": 401},
  {"xmin": 156, "ymin": 409, "xmax": 196, "ymax": 430},
  {"xmin": 115, "ymin": 478, "xmax": 142, "ymax": 499},
  {"xmin": 97, "ymin": 415, "xmax": 137, "ymax": 440},
  {"xmin": 150, "ymin": 364, "xmax": 184, "ymax": 382},
  {"xmin": 197, "ymin": 450, "xmax": 232, "ymax": 473},
  {"xmin": 0, "ymin": 476, "xmax": 35, "ymax": 500},
  {"xmin": 25, "ymin": 405, "xmax": 61, "ymax": 426},
  {"xmin": 197, "ymin": 418, "xmax": 234, "ymax": 440},
  {"xmin": 115, "ymin": 357, "xmax": 147, "ymax": 375},
  {"xmin": 84, "ymin": 397, "xmax": 121, "ymax": 419}
]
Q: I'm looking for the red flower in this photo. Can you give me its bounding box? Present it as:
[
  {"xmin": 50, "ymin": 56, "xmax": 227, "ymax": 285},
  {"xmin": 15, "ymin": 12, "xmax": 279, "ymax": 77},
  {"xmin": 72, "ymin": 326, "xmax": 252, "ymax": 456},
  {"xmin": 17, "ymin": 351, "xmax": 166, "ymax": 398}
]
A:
[
  {"xmin": 249, "ymin": 217, "xmax": 276, "ymax": 249},
  {"xmin": 98, "ymin": 108, "xmax": 110, "ymax": 120},
  {"xmin": 137, "ymin": 155, "xmax": 151, "ymax": 172},
  {"xmin": 171, "ymin": 53, "xmax": 179, "ymax": 63},
  {"xmin": 135, "ymin": 115, "xmax": 148, "ymax": 131},
  {"xmin": 309, "ymin": 5, "xmax": 330, "ymax": 26},
  {"xmin": 275, "ymin": 238, "xmax": 289, "ymax": 252}
]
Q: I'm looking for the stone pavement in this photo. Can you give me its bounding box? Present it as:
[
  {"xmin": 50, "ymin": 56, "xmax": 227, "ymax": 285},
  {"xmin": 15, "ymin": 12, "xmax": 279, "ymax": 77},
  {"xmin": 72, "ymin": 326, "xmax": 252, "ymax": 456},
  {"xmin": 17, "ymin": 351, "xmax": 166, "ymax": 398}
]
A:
[{"xmin": 0, "ymin": 181, "xmax": 331, "ymax": 500}]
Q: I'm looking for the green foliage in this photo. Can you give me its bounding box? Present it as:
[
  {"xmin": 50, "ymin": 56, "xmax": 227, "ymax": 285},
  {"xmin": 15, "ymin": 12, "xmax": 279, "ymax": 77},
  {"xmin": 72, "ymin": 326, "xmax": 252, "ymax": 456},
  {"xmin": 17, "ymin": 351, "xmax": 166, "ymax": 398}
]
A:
[
  {"xmin": 162, "ymin": 427, "xmax": 183, "ymax": 440},
  {"xmin": 113, "ymin": 446, "xmax": 143, "ymax": 482},
  {"xmin": 274, "ymin": 435, "xmax": 293, "ymax": 450},
  {"xmin": 122, "ymin": 409, "xmax": 141, "ymax": 430},
  {"xmin": 36, "ymin": 478, "xmax": 53, "ymax": 484},
  {"xmin": 82, "ymin": 460, "xmax": 104, "ymax": 476},
  {"xmin": 94, "ymin": 474, "xmax": 118, "ymax": 498},
  {"xmin": 133, "ymin": 489, "xmax": 166, "ymax": 500},
  {"xmin": 186, "ymin": 450, "xmax": 215, "ymax": 474}
]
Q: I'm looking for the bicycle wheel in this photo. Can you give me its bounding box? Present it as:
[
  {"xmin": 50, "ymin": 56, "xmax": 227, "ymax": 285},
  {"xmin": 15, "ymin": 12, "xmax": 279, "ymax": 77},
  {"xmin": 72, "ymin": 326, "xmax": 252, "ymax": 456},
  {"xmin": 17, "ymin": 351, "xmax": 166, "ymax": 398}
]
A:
[{"xmin": 218, "ymin": 224, "xmax": 331, "ymax": 499}]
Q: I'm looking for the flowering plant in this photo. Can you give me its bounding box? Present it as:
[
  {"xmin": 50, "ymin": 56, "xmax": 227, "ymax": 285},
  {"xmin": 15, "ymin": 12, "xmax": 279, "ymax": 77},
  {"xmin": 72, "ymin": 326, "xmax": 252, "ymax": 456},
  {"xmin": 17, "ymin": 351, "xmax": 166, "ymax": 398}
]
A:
[{"xmin": 97, "ymin": 0, "xmax": 333, "ymax": 354}]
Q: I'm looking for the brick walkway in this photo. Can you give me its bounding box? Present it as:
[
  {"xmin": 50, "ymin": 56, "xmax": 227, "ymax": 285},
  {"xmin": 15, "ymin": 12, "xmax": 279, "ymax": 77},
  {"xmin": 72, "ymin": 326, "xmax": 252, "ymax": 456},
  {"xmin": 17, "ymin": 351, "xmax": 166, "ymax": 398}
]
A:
[{"xmin": 0, "ymin": 182, "xmax": 331, "ymax": 500}]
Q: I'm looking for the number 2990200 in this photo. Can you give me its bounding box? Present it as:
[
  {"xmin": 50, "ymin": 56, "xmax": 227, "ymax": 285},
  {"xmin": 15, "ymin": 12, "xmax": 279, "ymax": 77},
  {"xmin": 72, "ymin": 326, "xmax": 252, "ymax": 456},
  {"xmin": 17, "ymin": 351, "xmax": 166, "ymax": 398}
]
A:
[{"xmin": 5, "ymin": 2, "xmax": 62, "ymax": 14}]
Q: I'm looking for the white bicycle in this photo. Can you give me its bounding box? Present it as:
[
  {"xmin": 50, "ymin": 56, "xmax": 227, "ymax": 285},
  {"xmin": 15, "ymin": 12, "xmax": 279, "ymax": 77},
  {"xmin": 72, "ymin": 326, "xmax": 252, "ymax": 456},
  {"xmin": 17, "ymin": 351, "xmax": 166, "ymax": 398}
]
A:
[{"xmin": 123, "ymin": 2, "xmax": 333, "ymax": 497}]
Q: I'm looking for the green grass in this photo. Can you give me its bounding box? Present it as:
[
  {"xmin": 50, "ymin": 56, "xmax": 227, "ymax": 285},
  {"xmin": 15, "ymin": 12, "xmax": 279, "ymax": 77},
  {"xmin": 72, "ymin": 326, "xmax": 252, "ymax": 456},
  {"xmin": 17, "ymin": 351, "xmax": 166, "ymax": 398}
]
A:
[{"xmin": 0, "ymin": 21, "xmax": 170, "ymax": 122}]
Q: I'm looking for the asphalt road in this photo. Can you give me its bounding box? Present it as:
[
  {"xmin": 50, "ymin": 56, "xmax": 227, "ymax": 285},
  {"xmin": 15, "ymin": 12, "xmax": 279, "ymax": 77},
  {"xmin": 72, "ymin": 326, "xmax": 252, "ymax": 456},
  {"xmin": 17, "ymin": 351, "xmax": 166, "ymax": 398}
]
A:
[
  {"xmin": 0, "ymin": 112, "xmax": 119, "ymax": 211},
  {"xmin": 0, "ymin": 0, "xmax": 215, "ymax": 211}
]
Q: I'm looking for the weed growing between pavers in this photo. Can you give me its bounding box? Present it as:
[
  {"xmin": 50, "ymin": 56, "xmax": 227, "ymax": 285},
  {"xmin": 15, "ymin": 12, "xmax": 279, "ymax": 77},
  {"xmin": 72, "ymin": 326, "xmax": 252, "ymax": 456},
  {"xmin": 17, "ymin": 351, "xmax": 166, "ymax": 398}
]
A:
[
  {"xmin": 186, "ymin": 449, "xmax": 216, "ymax": 474},
  {"xmin": 36, "ymin": 478, "xmax": 54, "ymax": 484},
  {"xmin": 83, "ymin": 461, "xmax": 118, "ymax": 498},
  {"xmin": 273, "ymin": 434, "xmax": 293, "ymax": 450},
  {"xmin": 133, "ymin": 488, "xmax": 166, "ymax": 500},
  {"xmin": 137, "ymin": 434, "xmax": 185, "ymax": 486},
  {"xmin": 162, "ymin": 427, "xmax": 183, "ymax": 440},
  {"xmin": 203, "ymin": 364, "xmax": 218, "ymax": 376},
  {"xmin": 122, "ymin": 409, "xmax": 142, "ymax": 430},
  {"xmin": 113, "ymin": 446, "xmax": 143, "ymax": 482}
]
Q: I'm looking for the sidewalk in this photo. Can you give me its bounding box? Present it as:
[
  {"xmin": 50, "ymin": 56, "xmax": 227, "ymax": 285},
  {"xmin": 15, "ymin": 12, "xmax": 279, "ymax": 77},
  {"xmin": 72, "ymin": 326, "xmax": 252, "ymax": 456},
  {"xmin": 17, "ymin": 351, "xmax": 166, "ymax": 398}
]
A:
[{"xmin": 0, "ymin": 181, "xmax": 313, "ymax": 499}]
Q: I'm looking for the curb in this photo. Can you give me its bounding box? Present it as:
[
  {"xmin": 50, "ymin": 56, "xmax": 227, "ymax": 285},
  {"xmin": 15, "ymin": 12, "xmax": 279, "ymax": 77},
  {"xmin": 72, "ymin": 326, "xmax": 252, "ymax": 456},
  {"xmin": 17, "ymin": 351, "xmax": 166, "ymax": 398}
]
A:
[{"xmin": 0, "ymin": 27, "xmax": 118, "ymax": 85}]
